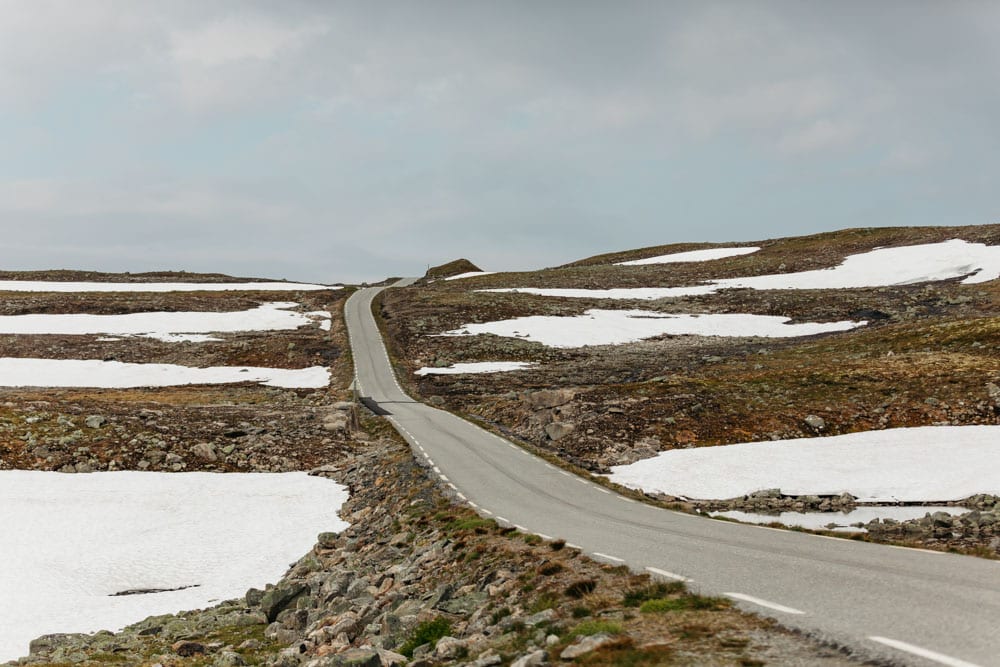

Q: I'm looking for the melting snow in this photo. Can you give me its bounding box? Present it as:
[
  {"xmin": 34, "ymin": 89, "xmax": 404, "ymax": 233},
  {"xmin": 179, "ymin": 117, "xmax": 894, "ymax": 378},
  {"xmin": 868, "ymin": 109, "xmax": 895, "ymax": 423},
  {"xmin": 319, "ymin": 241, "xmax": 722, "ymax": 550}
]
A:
[
  {"xmin": 0, "ymin": 281, "xmax": 336, "ymax": 293},
  {"xmin": 483, "ymin": 239, "xmax": 1000, "ymax": 299},
  {"xmin": 711, "ymin": 506, "xmax": 969, "ymax": 533},
  {"xmin": 415, "ymin": 361, "xmax": 536, "ymax": 375},
  {"xmin": 616, "ymin": 246, "xmax": 760, "ymax": 265},
  {"xmin": 607, "ymin": 425, "xmax": 1000, "ymax": 502},
  {"xmin": 0, "ymin": 471, "xmax": 348, "ymax": 662},
  {"xmin": 0, "ymin": 358, "xmax": 330, "ymax": 389},
  {"xmin": 442, "ymin": 310, "xmax": 865, "ymax": 348},
  {"xmin": 444, "ymin": 271, "xmax": 496, "ymax": 281},
  {"xmin": 0, "ymin": 302, "xmax": 330, "ymax": 340}
]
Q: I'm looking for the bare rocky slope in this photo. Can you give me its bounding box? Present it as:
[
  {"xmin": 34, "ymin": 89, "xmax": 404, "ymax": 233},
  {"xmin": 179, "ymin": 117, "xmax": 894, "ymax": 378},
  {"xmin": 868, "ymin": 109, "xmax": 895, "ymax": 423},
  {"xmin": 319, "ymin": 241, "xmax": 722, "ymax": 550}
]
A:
[{"xmin": 378, "ymin": 225, "xmax": 1000, "ymax": 556}]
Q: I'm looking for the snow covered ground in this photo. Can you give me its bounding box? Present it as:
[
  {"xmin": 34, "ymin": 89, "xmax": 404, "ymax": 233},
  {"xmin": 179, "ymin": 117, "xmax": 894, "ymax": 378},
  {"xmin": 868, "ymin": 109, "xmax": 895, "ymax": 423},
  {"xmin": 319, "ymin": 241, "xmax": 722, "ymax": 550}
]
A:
[
  {"xmin": 607, "ymin": 425, "xmax": 1000, "ymax": 502},
  {"xmin": 0, "ymin": 281, "xmax": 335, "ymax": 293},
  {"xmin": 0, "ymin": 358, "xmax": 330, "ymax": 389},
  {"xmin": 443, "ymin": 271, "xmax": 496, "ymax": 281},
  {"xmin": 415, "ymin": 361, "xmax": 536, "ymax": 375},
  {"xmin": 442, "ymin": 310, "xmax": 865, "ymax": 348},
  {"xmin": 0, "ymin": 302, "xmax": 331, "ymax": 340},
  {"xmin": 0, "ymin": 471, "xmax": 349, "ymax": 662},
  {"xmin": 711, "ymin": 506, "xmax": 969, "ymax": 533},
  {"xmin": 483, "ymin": 239, "xmax": 1000, "ymax": 299},
  {"xmin": 616, "ymin": 246, "xmax": 760, "ymax": 265}
]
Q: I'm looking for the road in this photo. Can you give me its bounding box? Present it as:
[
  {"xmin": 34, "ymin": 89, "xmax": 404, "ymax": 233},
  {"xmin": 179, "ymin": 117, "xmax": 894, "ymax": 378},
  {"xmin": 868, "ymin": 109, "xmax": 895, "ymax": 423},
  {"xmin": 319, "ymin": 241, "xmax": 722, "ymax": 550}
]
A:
[{"xmin": 345, "ymin": 282, "xmax": 1000, "ymax": 667}]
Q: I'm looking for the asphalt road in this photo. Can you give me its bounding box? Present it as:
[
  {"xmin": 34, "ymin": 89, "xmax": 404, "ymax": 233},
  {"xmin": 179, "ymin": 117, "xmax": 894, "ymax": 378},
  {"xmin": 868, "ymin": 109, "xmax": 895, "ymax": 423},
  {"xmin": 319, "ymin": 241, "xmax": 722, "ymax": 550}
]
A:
[{"xmin": 345, "ymin": 282, "xmax": 1000, "ymax": 667}]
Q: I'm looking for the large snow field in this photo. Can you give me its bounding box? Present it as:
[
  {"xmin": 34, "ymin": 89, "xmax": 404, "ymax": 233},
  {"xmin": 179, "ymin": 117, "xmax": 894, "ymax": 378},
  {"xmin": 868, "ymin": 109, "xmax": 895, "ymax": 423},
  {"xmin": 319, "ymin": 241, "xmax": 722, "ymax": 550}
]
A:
[
  {"xmin": 415, "ymin": 361, "xmax": 536, "ymax": 375},
  {"xmin": 483, "ymin": 239, "xmax": 1000, "ymax": 299},
  {"xmin": 616, "ymin": 246, "xmax": 760, "ymax": 265},
  {"xmin": 0, "ymin": 471, "xmax": 349, "ymax": 662},
  {"xmin": 0, "ymin": 302, "xmax": 331, "ymax": 340},
  {"xmin": 0, "ymin": 358, "xmax": 330, "ymax": 389},
  {"xmin": 607, "ymin": 425, "xmax": 1000, "ymax": 502},
  {"xmin": 442, "ymin": 310, "xmax": 865, "ymax": 348},
  {"xmin": 0, "ymin": 281, "xmax": 335, "ymax": 293}
]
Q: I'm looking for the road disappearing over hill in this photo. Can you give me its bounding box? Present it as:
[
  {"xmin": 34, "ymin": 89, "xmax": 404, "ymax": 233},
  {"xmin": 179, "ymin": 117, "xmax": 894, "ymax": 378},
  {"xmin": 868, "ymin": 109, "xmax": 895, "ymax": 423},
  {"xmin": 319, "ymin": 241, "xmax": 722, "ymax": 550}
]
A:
[{"xmin": 346, "ymin": 282, "xmax": 1000, "ymax": 667}]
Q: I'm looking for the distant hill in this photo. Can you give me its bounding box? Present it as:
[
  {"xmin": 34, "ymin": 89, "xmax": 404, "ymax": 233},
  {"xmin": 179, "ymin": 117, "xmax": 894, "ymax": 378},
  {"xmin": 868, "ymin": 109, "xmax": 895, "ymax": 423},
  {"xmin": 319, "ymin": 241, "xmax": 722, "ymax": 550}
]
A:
[{"xmin": 424, "ymin": 258, "xmax": 482, "ymax": 280}]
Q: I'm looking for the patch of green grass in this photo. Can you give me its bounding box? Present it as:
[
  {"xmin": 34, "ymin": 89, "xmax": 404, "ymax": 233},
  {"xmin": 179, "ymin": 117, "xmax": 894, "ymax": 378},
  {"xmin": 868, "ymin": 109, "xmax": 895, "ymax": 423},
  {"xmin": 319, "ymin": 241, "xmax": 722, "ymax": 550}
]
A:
[
  {"xmin": 523, "ymin": 533, "xmax": 543, "ymax": 545},
  {"xmin": 568, "ymin": 619, "xmax": 624, "ymax": 638},
  {"xmin": 398, "ymin": 617, "xmax": 452, "ymax": 658},
  {"xmin": 529, "ymin": 592, "xmax": 559, "ymax": 613},
  {"xmin": 639, "ymin": 595, "xmax": 729, "ymax": 613},
  {"xmin": 571, "ymin": 605, "xmax": 592, "ymax": 618},
  {"xmin": 622, "ymin": 581, "xmax": 686, "ymax": 607},
  {"xmin": 447, "ymin": 517, "xmax": 497, "ymax": 533}
]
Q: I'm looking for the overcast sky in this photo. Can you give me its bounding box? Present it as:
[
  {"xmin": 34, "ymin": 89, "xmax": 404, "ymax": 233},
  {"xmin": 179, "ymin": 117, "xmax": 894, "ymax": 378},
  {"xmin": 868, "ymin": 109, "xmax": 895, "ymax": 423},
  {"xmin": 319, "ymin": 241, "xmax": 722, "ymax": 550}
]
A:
[{"xmin": 1, "ymin": 1, "xmax": 998, "ymax": 283}]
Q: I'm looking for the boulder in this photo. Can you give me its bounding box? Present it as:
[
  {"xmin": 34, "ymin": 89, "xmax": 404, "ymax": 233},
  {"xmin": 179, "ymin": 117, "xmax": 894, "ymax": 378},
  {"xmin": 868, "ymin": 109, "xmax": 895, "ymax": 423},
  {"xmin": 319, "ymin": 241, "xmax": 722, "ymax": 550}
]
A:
[
  {"xmin": 545, "ymin": 422, "xmax": 575, "ymax": 441},
  {"xmin": 525, "ymin": 389, "xmax": 576, "ymax": 410}
]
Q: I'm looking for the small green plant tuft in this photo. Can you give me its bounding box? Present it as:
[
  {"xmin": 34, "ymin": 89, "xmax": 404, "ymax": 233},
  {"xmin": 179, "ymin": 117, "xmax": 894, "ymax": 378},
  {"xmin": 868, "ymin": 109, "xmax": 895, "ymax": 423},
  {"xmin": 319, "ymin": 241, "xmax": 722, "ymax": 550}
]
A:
[
  {"xmin": 490, "ymin": 607, "xmax": 511, "ymax": 625},
  {"xmin": 399, "ymin": 617, "xmax": 452, "ymax": 658},
  {"xmin": 571, "ymin": 605, "xmax": 591, "ymax": 619},
  {"xmin": 569, "ymin": 620, "xmax": 623, "ymax": 638},
  {"xmin": 523, "ymin": 533, "xmax": 543, "ymax": 545},
  {"xmin": 529, "ymin": 592, "xmax": 559, "ymax": 613},
  {"xmin": 622, "ymin": 581, "xmax": 685, "ymax": 607},
  {"xmin": 639, "ymin": 595, "xmax": 729, "ymax": 613}
]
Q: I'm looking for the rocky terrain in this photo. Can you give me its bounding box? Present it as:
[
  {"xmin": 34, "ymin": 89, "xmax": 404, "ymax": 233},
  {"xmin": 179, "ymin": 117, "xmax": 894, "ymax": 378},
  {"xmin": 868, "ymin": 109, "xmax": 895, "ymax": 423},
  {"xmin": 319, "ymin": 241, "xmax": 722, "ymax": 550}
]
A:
[
  {"xmin": 1, "ymin": 270, "xmax": 871, "ymax": 666},
  {"xmin": 12, "ymin": 429, "xmax": 866, "ymax": 667},
  {"xmin": 378, "ymin": 225, "xmax": 1000, "ymax": 556},
  {"xmin": 0, "ymin": 286, "xmax": 351, "ymax": 474}
]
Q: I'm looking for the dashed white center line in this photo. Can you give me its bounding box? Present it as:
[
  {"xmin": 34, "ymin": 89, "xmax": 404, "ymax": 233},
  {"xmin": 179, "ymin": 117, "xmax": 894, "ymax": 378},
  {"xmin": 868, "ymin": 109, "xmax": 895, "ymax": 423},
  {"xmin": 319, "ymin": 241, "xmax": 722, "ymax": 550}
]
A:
[
  {"xmin": 440, "ymin": 475, "xmax": 449, "ymax": 482},
  {"xmin": 433, "ymin": 466, "xmax": 441, "ymax": 474},
  {"xmin": 645, "ymin": 566, "xmax": 691, "ymax": 582},
  {"xmin": 496, "ymin": 516, "xmax": 509, "ymax": 524},
  {"xmin": 559, "ymin": 470, "xmax": 572, "ymax": 477},
  {"xmin": 869, "ymin": 637, "xmax": 982, "ymax": 667},
  {"xmin": 592, "ymin": 552, "xmax": 625, "ymax": 563},
  {"xmin": 456, "ymin": 492, "xmax": 466, "ymax": 500},
  {"xmin": 725, "ymin": 593, "xmax": 805, "ymax": 615},
  {"xmin": 596, "ymin": 488, "xmax": 611, "ymax": 495}
]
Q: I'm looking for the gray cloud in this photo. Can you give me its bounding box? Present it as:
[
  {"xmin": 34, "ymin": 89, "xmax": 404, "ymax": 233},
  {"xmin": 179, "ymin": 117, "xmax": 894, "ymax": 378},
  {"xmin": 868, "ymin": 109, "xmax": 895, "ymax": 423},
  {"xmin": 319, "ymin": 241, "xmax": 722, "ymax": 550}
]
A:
[{"xmin": 0, "ymin": 1, "xmax": 998, "ymax": 282}]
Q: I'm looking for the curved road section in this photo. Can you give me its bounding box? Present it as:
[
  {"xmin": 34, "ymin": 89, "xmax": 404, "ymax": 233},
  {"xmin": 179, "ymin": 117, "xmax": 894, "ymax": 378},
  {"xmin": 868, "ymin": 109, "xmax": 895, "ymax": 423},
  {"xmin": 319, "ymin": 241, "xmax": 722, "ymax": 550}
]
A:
[{"xmin": 346, "ymin": 283, "xmax": 999, "ymax": 667}]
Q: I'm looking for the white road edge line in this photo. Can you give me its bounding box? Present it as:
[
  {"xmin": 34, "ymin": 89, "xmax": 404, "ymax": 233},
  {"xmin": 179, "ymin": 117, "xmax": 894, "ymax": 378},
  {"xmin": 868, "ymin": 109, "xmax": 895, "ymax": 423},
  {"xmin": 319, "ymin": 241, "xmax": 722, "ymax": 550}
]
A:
[
  {"xmin": 592, "ymin": 552, "xmax": 625, "ymax": 563},
  {"xmin": 869, "ymin": 636, "xmax": 983, "ymax": 667},
  {"xmin": 725, "ymin": 593, "xmax": 805, "ymax": 615},
  {"xmin": 536, "ymin": 533, "xmax": 552, "ymax": 540},
  {"xmin": 645, "ymin": 566, "xmax": 691, "ymax": 582}
]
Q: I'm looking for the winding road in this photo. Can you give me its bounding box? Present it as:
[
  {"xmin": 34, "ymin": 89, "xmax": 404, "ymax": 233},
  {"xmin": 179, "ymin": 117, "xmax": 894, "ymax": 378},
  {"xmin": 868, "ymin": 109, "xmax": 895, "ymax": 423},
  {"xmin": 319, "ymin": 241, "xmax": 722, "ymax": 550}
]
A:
[{"xmin": 345, "ymin": 282, "xmax": 1000, "ymax": 667}]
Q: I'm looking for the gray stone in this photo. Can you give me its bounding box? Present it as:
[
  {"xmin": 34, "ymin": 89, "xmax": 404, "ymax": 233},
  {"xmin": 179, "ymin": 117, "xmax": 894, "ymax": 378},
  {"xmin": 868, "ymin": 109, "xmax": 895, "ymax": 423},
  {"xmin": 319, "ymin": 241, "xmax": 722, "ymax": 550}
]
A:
[
  {"xmin": 525, "ymin": 389, "xmax": 576, "ymax": 410},
  {"xmin": 191, "ymin": 442, "xmax": 218, "ymax": 462},
  {"xmin": 85, "ymin": 415, "xmax": 107, "ymax": 429},
  {"xmin": 261, "ymin": 583, "xmax": 309, "ymax": 622},
  {"xmin": 376, "ymin": 649, "xmax": 408, "ymax": 667},
  {"xmin": 560, "ymin": 633, "xmax": 616, "ymax": 660},
  {"xmin": 215, "ymin": 650, "xmax": 247, "ymax": 666},
  {"xmin": 524, "ymin": 608, "xmax": 556, "ymax": 626},
  {"xmin": 544, "ymin": 422, "xmax": 575, "ymax": 441},
  {"xmin": 511, "ymin": 649, "xmax": 548, "ymax": 667},
  {"xmin": 434, "ymin": 636, "xmax": 466, "ymax": 659},
  {"xmin": 804, "ymin": 415, "xmax": 826, "ymax": 430}
]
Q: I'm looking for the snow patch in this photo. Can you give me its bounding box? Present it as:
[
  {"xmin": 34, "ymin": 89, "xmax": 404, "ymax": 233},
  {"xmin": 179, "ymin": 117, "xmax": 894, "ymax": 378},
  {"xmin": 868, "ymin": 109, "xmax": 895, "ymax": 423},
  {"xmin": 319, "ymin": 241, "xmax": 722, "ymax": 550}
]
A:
[
  {"xmin": 616, "ymin": 246, "xmax": 760, "ymax": 265},
  {"xmin": 0, "ymin": 281, "xmax": 336, "ymax": 293},
  {"xmin": 415, "ymin": 361, "xmax": 536, "ymax": 375},
  {"xmin": 441, "ymin": 310, "xmax": 865, "ymax": 348},
  {"xmin": 0, "ymin": 302, "xmax": 330, "ymax": 339},
  {"xmin": 484, "ymin": 239, "xmax": 1000, "ymax": 299},
  {"xmin": 607, "ymin": 425, "xmax": 1000, "ymax": 502},
  {"xmin": 712, "ymin": 506, "xmax": 969, "ymax": 533},
  {"xmin": 444, "ymin": 271, "xmax": 496, "ymax": 281},
  {"xmin": 0, "ymin": 471, "xmax": 348, "ymax": 662},
  {"xmin": 0, "ymin": 358, "xmax": 330, "ymax": 389}
]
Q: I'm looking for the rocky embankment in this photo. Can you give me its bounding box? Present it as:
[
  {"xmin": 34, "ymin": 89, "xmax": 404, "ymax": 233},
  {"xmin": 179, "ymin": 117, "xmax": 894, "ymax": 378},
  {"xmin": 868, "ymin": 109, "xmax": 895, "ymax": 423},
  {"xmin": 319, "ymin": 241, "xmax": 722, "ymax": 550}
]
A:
[{"xmin": 13, "ymin": 429, "xmax": 863, "ymax": 667}]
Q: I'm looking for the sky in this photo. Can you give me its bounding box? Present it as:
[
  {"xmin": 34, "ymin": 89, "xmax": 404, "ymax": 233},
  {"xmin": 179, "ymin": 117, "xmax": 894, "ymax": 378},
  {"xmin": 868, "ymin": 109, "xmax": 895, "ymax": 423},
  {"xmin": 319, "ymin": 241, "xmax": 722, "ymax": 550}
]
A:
[{"xmin": 0, "ymin": 1, "xmax": 998, "ymax": 283}]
